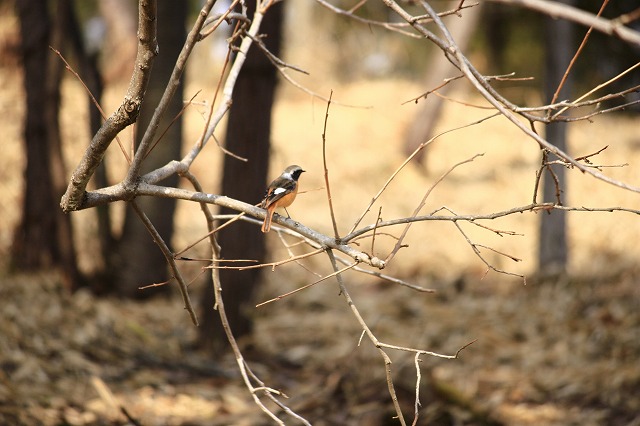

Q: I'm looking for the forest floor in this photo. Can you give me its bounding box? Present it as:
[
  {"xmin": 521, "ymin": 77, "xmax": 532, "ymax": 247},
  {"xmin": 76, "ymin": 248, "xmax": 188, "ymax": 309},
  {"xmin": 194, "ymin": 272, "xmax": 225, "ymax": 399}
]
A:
[
  {"xmin": 1, "ymin": 266, "xmax": 639, "ymax": 425},
  {"xmin": 2, "ymin": 27, "xmax": 640, "ymax": 424}
]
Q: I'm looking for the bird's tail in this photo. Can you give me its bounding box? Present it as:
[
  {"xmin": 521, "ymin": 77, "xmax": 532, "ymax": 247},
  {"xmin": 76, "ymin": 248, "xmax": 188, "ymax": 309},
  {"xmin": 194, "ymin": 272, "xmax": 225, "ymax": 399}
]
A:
[{"xmin": 261, "ymin": 210, "xmax": 273, "ymax": 233}]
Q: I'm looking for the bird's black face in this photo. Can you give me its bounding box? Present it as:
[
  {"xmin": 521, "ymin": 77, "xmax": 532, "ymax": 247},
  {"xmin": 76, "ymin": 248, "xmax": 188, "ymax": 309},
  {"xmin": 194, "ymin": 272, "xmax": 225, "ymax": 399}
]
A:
[
  {"xmin": 284, "ymin": 165, "xmax": 305, "ymax": 181},
  {"xmin": 291, "ymin": 168, "xmax": 305, "ymax": 180}
]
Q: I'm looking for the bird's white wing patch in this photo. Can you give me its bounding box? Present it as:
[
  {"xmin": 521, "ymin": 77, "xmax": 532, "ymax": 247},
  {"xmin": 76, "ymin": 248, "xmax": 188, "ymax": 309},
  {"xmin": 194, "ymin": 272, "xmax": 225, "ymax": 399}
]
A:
[{"xmin": 273, "ymin": 187, "xmax": 287, "ymax": 195}]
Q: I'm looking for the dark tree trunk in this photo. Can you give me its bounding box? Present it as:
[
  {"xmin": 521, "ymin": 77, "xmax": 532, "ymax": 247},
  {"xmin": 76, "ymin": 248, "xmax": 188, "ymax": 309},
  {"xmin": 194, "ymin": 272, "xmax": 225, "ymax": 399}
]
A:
[
  {"xmin": 111, "ymin": 1, "xmax": 187, "ymax": 298},
  {"xmin": 538, "ymin": 1, "xmax": 573, "ymax": 275},
  {"xmin": 63, "ymin": 0, "xmax": 111, "ymax": 276},
  {"xmin": 13, "ymin": 0, "xmax": 80, "ymax": 290},
  {"xmin": 198, "ymin": 2, "xmax": 284, "ymax": 355}
]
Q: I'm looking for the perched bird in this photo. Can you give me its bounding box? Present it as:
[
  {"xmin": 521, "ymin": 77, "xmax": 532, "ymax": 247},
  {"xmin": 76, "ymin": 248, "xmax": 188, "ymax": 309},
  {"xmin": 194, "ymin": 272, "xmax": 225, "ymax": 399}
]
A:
[{"xmin": 260, "ymin": 165, "xmax": 305, "ymax": 233}]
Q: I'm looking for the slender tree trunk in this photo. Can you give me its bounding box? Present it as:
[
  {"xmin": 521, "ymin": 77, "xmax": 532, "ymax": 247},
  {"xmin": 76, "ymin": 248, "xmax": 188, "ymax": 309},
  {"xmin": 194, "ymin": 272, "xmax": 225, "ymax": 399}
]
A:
[
  {"xmin": 403, "ymin": 1, "xmax": 482, "ymax": 166},
  {"xmin": 198, "ymin": 2, "xmax": 284, "ymax": 355},
  {"xmin": 111, "ymin": 1, "xmax": 187, "ymax": 298},
  {"xmin": 538, "ymin": 1, "xmax": 573, "ymax": 275}
]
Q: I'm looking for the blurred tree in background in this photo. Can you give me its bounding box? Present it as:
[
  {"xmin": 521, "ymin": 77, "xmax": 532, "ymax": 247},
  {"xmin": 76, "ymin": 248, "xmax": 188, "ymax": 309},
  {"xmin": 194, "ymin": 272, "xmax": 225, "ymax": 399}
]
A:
[
  {"xmin": 13, "ymin": 0, "xmax": 80, "ymax": 289},
  {"xmin": 110, "ymin": 0, "xmax": 187, "ymax": 298},
  {"xmin": 12, "ymin": 0, "xmax": 188, "ymax": 296}
]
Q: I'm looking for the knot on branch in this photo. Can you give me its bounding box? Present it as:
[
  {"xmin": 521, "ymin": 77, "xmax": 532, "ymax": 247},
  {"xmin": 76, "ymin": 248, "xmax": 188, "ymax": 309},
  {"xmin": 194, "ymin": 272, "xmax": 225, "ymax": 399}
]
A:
[
  {"xmin": 355, "ymin": 252, "xmax": 385, "ymax": 269},
  {"xmin": 120, "ymin": 98, "xmax": 142, "ymax": 122}
]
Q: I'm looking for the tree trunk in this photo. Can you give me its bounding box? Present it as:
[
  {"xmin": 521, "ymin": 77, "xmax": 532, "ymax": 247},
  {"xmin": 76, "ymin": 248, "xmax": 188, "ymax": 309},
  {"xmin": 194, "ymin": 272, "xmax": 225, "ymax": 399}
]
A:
[
  {"xmin": 13, "ymin": 0, "xmax": 80, "ymax": 290},
  {"xmin": 111, "ymin": 1, "xmax": 187, "ymax": 298},
  {"xmin": 198, "ymin": 2, "xmax": 284, "ymax": 355},
  {"xmin": 66, "ymin": 2, "xmax": 112, "ymax": 274},
  {"xmin": 538, "ymin": 1, "xmax": 573, "ymax": 275}
]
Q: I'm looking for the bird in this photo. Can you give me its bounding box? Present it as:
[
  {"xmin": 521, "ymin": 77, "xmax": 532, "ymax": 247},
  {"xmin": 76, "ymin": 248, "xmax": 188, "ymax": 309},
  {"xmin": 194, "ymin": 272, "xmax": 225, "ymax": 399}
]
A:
[{"xmin": 260, "ymin": 165, "xmax": 305, "ymax": 233}]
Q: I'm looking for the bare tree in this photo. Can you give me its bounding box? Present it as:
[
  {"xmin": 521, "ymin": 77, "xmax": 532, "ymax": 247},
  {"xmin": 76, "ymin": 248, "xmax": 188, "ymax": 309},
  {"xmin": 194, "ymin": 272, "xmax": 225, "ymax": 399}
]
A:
[{"xmin": 59, "ymin": 0, "xmax": 640, "ymax": 423}]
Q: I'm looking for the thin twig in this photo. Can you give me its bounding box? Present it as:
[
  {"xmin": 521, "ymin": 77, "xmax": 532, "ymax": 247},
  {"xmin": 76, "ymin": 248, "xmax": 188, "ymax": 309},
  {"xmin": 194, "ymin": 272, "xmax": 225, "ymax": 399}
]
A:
[
  {"xmin": 348, "ymin": 113, "xmax": 499, "ymax": 234},
  {"xmin": 193, "ymin": 8, "xmax": 252, "ymax": 162},
  {"xmin": 451, "ymin": 219, "xmax": 525, "ymax": 281},
  {"xmin": 277, "ymin": 232, "xmax": 324, "ymax": 278},
  {"xmin": 246, "ymin": 32, "xmax": 309, "ymax": 75},
  {"xmin": 143, "ymin": 90, "xmax": 201, "ymax": 161},
  {"xmin": 256, "ymin": 261, "xmax": 358, "ymax": 307},
  {"xmin": 412, "ymin": 354, "xmax": 422, "ymax": 426},
  {"xmin": 575, "ymin": 145, "xmax": 609, "ymax": 162},
  {"xmin": 130, "ymin": 200, "xmax": 198, "ymax": 325},
  {"xmin": 322, "ymin": 90, "xmax": 341, "ymax": 239},
  {"xmin": 199, "ymin": 0, "xmax": 244, "ymax": 39},
  {"xmin": 209, "ymin": 248, "xmax": 324, "ymax": 271},
  {"xmin": 174, "ymin": 209, "xmax": 246, "ymax": 257},
  {"xmin": 50, "ymin": 47, "xmax": 131, "ymax": 164},
  {"xmin": 325, "ymin": 249, "xmax": 407, "ymax": 426},
  {"xmin": 549, "ymin": 0, "xmax": 610, "ymax": 108},
  {"xmin": 371, "ymin": 206, "xmax": 383, "ymax": 256},
  {"xmin": 385, "ymin": 153, "xmax": 484, "ymax": 264},
  {"xmin": 334, "ymin": 255, "xmax": 435, "ymax": 292},
  {"xmin": 553, "ymin": 67, "xmax": 640, "ymax": 119},
  {"xmin": 378, "ymin": 340, "xmax": 475, "ymax": 359}
]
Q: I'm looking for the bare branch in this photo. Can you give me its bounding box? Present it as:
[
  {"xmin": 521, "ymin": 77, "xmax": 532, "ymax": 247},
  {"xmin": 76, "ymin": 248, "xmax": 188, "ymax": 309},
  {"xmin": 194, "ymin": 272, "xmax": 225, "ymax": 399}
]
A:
[
  {"xmin": 131, "ymin": 183, "xmax": 387, "ymax": 269},
  {"xmin": 123, "ymin": 0, "xmax": 216, "ymax": 187},
  {"xmin": 60, "ymin": 0, "xmax": 158, "ymax": 212},
  {"xmin": 334, "ymin": 255, "xmax": 435, "ymax": 292},
  {"xmin": 315, "ymin": 0, "xmax": 479, "ymax": 39},
  {"xmin": 276, "ymin": 232, "xmax": 324, "ymax": 278},
  {"xmin": 325, "ymin": 249, "xmax": 407, "ymax": 425},
  {"xmin": 551, "ymin": 62, "xmax": 640, "ymax": 120},
  {"xmin": 488, "ymin": 0, "xmax": 640, "ymax": 46},
  {"xmin": 200, "ymin": 0, "xmax": 245, "ymax": 39},
  {"xmin": 326, "ymin": 250, "xmax": 473, "ymax": 424},
  {"xmin": 344, "ymin": 203, "xmax": 640, "ymax": 242},
  {"xmin": 58, "ymin": 1, "xmax": 640, "ymax": 421},
  {"xmin": 401, "ymin": 0, "xmax": 640, "ymax": 193},
  {"xmin": 182, "ymin": 2, "xmax": 263, "ymax": 166},
  {"xmin": 548, "ymin": 0, "xmax": 609, "ymax": 108}
]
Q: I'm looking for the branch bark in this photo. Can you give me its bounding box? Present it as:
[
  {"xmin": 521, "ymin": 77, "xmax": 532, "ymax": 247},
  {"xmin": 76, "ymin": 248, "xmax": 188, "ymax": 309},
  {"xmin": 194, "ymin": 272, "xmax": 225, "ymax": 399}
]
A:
[{"xmin": 60, "ymin": 0, "xmax": 158, "ymax": 212}]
